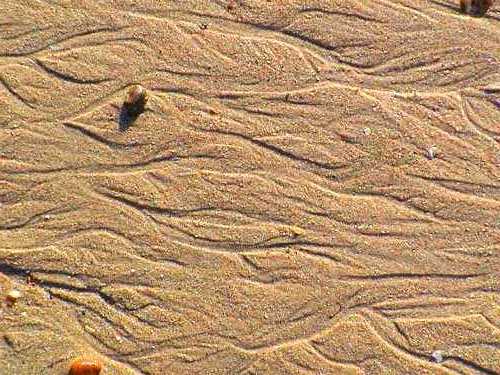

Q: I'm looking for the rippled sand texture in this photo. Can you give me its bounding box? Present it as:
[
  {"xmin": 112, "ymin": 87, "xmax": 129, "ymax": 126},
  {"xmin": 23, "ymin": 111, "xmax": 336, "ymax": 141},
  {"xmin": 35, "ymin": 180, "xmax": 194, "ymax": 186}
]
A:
[{"xmin": 1, "ymin": 1, "xmax": 499, "ymax": 374}]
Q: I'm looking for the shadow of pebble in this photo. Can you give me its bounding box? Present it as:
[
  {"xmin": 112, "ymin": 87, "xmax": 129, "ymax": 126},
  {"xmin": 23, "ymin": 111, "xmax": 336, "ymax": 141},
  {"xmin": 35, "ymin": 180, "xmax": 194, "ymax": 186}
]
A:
[{"xmin": 118, "ymin": 107, "xmax": 138, "ymax": 132}]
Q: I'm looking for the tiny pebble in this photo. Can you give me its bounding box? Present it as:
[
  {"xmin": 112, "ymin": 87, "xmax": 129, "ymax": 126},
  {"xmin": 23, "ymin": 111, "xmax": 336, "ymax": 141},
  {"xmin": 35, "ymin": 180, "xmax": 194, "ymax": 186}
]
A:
[
  {"xmin": 363, "ymin": 127, "xmax": 372, "ymax": 136},
  {"xmin": 69, "ymin": 359, "xmax": 102, "ymax": 375},
  {"xmin": 432, "ymin": 350, "xmax": 443, "ymax": 363},
  {"xmin": 427, "ymin": 146, "xmax": 438, "ymax": 160},
  {"xmin": 123, "ymin": 85, "xmax": 148, "ymax": 117},
  {"xmin": 6, "ymin": 290, "xmax": 22, "ymax": 305}
]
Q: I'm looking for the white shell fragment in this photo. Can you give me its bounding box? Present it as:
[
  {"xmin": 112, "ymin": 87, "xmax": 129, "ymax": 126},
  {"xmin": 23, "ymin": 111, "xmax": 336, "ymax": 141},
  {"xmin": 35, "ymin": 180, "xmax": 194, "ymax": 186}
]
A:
[
  {"xmin": 427, "ymin": 146, "xmax": 438, "ymax": 160},
  {"xmin": 432, "ymin": 350, "xmax": 443, "ymax": 363}
]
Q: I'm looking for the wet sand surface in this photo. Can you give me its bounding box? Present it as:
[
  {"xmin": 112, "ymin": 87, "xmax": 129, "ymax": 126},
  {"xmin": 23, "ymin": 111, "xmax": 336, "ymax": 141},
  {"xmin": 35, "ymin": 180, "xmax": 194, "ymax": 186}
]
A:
[{"xmin": 0, "ymin": 1, "xmax": 499, "ymax": 374}]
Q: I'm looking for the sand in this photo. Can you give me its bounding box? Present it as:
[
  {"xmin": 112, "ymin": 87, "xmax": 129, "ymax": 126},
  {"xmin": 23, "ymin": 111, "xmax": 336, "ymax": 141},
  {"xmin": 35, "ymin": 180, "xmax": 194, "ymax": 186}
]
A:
[{"xmin": 0, "ymin": 1, "xmax": 499, "ymax": 374}]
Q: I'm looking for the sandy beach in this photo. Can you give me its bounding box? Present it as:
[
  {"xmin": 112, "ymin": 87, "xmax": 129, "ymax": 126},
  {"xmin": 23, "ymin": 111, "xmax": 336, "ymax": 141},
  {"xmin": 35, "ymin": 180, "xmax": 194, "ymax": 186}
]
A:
[{"xmin": 0, "ymin": 1, "xmax": 499, "ymax": 374}]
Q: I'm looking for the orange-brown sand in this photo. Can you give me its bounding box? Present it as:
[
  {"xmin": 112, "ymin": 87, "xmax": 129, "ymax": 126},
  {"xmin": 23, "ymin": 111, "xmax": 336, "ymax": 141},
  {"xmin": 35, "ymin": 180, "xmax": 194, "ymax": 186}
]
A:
[{"xmin": 0, "ymin": 1, "xmax": 499, "ymax": 374}]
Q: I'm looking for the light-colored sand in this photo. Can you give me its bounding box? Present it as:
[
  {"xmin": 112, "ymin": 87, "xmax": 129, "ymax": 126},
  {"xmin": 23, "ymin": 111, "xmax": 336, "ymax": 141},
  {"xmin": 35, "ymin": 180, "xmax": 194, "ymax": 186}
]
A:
[{"xmin": 0, "ymin": 1, "xmax": 499, "ymax": 374}]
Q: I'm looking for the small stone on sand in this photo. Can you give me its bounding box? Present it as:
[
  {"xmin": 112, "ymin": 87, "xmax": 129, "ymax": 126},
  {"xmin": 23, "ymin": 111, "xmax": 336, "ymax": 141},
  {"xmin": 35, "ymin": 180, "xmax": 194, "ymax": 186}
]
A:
[
  {"xmin": 6, "ymin": 289, "xmax": 22, "ymax": 305},
  {"xmin": 427, "ymin": 146, "xmax": 438, "ymax": 160},
  {"xmin": 123, "ymin": 85, "xmax": 148, "ymax": 117},
  {"xmin": 432, "ymin": 350, "xmax": 443, "ymax": 363},
  {"xmin": 69, "ymin": 359, "xmax": 102, "ymax": 375}
]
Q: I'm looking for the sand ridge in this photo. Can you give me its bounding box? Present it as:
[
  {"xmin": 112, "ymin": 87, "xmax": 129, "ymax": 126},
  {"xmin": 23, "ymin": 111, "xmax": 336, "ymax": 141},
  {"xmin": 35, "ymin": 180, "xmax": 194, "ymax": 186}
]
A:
[{"xmin": 0, "ymin": 1, "xmax": 499, "ymax": 374}]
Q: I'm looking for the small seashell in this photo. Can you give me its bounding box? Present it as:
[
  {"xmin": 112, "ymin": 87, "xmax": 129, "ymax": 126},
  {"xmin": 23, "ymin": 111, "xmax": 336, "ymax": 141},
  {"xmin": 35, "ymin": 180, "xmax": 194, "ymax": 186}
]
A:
[
  {"xmin": 6, "ymin": 289, "xmax": 22, "ymax": 306},
  {"xmin": 69, "ymin": 359, "xmax": 102, "ymax": 375},
  {"xmin": 426, "ymin": 146, "xmax": 438, "ymax": 160},
  {"xmin": 123, "ymin": 84, "xmax": 148, "ymax": 117}
]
